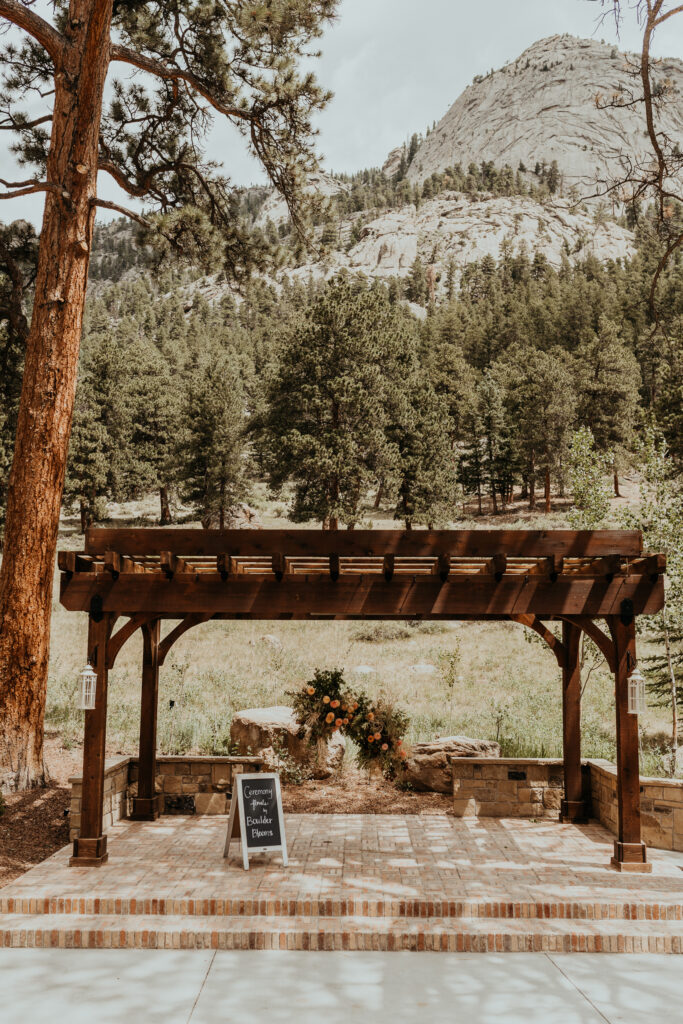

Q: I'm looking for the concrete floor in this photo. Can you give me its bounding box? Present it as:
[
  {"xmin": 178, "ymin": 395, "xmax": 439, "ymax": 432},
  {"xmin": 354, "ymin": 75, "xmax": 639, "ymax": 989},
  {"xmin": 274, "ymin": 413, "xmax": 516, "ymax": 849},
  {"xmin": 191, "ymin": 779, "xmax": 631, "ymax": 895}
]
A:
[{"xmin": 2, "ymin": 950, "xmax": 682, "ymax": 1024}]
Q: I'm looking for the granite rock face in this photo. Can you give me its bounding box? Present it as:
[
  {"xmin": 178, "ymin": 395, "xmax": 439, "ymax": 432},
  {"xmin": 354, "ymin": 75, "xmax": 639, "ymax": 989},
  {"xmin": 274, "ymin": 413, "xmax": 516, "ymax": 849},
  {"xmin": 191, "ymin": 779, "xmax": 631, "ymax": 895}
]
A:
[
  {"xmin": 403, "ymin": 735, "xmax": 500, "ymax": 794},
  {"xmin": 230, "ymin": 706, "xmax": 345, "ymax": 780},
  {"xmin": 389, "ymin": 34, "xmax": 683, "ymax": 195}
]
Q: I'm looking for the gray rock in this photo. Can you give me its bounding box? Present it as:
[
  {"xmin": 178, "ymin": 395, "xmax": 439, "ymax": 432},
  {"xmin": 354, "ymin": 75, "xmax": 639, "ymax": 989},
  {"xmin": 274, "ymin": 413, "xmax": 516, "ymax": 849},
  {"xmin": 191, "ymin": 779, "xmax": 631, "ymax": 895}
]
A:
[
  {"xmin": 402, "ymin": 735, "xmax": 500, "ymax": 793},
  {"xmin": 229, "ymin": 705, "xmax": 345, "ymax": 780}
]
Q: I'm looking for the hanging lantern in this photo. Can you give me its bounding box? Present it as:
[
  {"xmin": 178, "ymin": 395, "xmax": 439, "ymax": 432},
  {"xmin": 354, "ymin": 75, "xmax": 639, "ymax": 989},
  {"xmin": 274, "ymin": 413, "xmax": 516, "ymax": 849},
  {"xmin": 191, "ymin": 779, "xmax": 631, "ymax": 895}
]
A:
[
  {"xmin": 78, "ymin": 663, "xmax": 97, "ymax": 710},
  {"xmin": 627, "ymin": 666, "xmax": 646, "ymax": 715}
]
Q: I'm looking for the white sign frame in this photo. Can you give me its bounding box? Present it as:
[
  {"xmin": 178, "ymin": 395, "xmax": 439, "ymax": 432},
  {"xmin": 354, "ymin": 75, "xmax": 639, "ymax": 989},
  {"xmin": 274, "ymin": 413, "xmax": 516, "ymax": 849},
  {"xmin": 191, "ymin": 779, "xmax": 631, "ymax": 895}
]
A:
[{"xmin": 223, "ymin": 772, "xmax": 288, "ymax": 870}]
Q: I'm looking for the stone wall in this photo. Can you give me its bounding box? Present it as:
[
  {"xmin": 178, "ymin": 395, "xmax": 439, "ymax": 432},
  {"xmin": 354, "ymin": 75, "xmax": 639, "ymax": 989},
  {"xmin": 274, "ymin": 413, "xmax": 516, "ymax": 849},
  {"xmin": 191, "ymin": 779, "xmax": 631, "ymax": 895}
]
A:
[
  {"xmin": 450, "ymin": 757, "xmax": 567, "ymax": 818},
  {"xmin": 69, "ymin": 754, "xmax": 263, "ymax": 841},
  {"xmin": 69, "ymin": 757, "xmax": 131, "ymax": 841},
  {"xmin": 588, "ymin": 758, "xmax": 683, "ymax": 852}
]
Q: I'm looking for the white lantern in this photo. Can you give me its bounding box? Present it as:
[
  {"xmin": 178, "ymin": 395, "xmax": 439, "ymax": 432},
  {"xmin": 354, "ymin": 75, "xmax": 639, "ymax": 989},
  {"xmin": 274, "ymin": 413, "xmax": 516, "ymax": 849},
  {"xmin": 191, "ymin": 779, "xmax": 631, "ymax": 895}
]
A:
[
  {"xmin": 627, "ymin": 666, "xmax": 646, "ymax": 715},
  {"xmin": 78, "ymin": 663, "xmax": 97, "ymax": 710}
]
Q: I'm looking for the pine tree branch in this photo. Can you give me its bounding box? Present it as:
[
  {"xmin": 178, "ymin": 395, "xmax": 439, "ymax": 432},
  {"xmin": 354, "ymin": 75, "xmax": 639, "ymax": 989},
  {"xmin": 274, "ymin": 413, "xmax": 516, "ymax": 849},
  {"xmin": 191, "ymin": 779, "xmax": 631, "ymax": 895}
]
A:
[
  {"xmin": 109, "ymin": 44, "xmax": 252, "ymax": 123},
  {"xmin": 0, "ymin": 112, "xmax": 52, "ymax": 131},
  {"xmin": 91, "ymin": 198, "xmax": 151, "ymax": 228},
  {"xmin": 97, "ymin": 159, "xmax": 148, "ymax": 198},
  {"xmin": 0, "ymin": 177, "xmax": 66, "ymax": 199},
  {"xmin": 0, "ymin": 0, "xmax": 65, "ymax": 63}
]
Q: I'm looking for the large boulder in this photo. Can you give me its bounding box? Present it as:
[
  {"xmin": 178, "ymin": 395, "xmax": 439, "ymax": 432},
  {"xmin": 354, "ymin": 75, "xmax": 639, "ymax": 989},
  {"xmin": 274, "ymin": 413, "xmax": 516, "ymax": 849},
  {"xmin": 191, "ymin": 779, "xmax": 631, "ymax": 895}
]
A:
[
  {"xmin": 229, "ymin": 705, "xmax": 345, "ymax": 780},
  {"xmin": 402, "ymin": 735, "xmax": 500, "ymax": 793}
]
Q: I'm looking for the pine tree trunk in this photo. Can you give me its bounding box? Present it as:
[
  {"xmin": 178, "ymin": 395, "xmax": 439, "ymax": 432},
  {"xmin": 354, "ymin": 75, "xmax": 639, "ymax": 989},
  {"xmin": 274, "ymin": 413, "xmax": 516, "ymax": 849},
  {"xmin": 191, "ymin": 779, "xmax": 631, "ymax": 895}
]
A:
[
  {"xmin": 0, "ymin": 1, "xmax": 113, "ymax": 789},
  {"xmin": 614, "ymin": 471, "xmax": 620, "ymax": 498},
  {"xmin": 528, "ymin": 452, "xmax": 536, "ymax": 510},
  {"xmin": 79, "ymin": 501, "xmax": 88, "ymax": 535},
  {"xmin": 544, "ymin": 468, "xmax": 551, "ymax": 513},
  {"xmin": 373, "ymin": 478, "xmax": 384, "ymax": 509},
  {"xmin": 159, "ymin": 486, "xmax": 172, "ymax": 525}
]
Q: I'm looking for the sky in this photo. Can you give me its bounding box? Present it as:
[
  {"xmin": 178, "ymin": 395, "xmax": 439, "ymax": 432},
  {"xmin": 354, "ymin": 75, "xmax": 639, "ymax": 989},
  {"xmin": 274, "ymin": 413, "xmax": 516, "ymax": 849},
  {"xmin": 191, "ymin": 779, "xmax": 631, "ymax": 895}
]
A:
[{"xmin": 2, "ymin": 0, "xmax": 683, "ymax": 227}]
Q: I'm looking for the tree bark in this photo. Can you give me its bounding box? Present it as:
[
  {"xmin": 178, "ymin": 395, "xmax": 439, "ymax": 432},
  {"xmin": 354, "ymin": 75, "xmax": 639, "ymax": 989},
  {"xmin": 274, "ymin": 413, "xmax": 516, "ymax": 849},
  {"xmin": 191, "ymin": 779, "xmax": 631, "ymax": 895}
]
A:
[
  {"xmin": 159, "ymin": 486, "xmax": 172, "ymax": 525},
  {"xmin": 544, "ymin": 467, "xmax": 551, "ymax": 513},
  {"xmin": 0, "ymin": 0, "xmax": 114, "ymax": 789},
  {"xmin": 614, "ymin": 471, "xmax": 621, "ymax": 498}
]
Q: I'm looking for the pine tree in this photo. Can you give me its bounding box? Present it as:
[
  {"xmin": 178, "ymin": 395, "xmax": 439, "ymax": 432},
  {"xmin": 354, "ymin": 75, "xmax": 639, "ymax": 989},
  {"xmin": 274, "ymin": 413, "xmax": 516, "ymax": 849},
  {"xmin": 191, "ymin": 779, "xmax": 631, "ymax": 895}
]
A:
[
  {"xmin": 576, "ymin": 317, "xmax": 642, "ymax": 494},
  {"xmin": 0, "ymin": 0, "xmax": 337, "ymax": 787},
  {"xmin": 390, "ymin": 376, "xmax": 459, "ymax": 529},
  {"xmin": 406, "ymin": 256, "xmax": 428, "ymax": 305},
  {"xmin": 256, "ymin": 277, "xmax": 416, "ymax": 528},
  {"xmin": 620, "ymin": 427, "xmax": 683, "ymax": 769},
  {"xmin": 179, "ymin": 346, "xmax": 250, "ymax": 529}
]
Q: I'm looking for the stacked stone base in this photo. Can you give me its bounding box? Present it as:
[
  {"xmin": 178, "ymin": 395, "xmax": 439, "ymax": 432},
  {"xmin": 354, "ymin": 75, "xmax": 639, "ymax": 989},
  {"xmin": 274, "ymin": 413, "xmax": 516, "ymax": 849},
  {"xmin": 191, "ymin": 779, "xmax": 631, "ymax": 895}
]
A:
[{"xmin": 451, "ymin": 758, "xmax": 570, "ymax": 818}]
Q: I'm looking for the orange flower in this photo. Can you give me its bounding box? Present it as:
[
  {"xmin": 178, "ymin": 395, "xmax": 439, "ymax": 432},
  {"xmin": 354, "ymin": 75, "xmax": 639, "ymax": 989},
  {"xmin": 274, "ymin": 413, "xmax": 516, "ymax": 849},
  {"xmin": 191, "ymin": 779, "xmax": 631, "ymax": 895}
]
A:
[
  {"xmin": 335, "ymin": 717, "xmax": 343, "ymax": 727},
  {"xmin": 368, "ymin": 735, "xmax": 374, "ymax": 743},
  {"xmin": 374, "ymin": 732, "xmax": 381, "ymax": 741},
  {"xmin": 400, "ymin": 750, "xmax": 407, "ymax": 759},
  {"xmin": 367, "ymin": 711, "xmax": 374, "ymax": 721},
  {"xmin": 343, "ymin": 718, "xmax": 349, "ymax": 725},
  {"xmin": 325, "ymin": 712, "xmax": 335, "ymax": 724},
  {"xmin": 397, "ymin": 738, "xmax": 402, "ymax": 745},
  {"xmin": 307, "ymin": 686, "xmax": 315, "ymax": 696},
  {"xmin": 340, "ymin": 704, "xmax": 346, "ymax": 711},
  {"xmin": 352, "ymin": 702, "xmax": 359, "ymax": 711},
  {"xmin": 381, "ymin": 743, "xmax": 388, "ymax": 751},
  {"xmin": 331, "ymin": 699, "xmax": 340, "ymax": 709},
  {"xmin": 323, "ymin": 696, "xmax": 330, "ymax": 704}
]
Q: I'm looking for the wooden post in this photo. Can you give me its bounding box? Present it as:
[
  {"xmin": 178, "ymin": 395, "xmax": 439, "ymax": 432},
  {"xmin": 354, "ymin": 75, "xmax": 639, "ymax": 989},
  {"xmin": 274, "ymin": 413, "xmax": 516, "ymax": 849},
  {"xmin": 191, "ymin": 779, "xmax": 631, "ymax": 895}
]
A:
[
  {"xmin": 131, "ymin": 619, "xmax": 161, "ymax": 820},
  {"xmin": 70, "ymin": 613, "xmax": 112, "ymax": 866},
  {"xmin": 609, "ymin": 614, "xmax": 651, "ymax": 872},
  {"xmin": 560, "ymin": 620, "xmax": 585, "ymax": 822}
]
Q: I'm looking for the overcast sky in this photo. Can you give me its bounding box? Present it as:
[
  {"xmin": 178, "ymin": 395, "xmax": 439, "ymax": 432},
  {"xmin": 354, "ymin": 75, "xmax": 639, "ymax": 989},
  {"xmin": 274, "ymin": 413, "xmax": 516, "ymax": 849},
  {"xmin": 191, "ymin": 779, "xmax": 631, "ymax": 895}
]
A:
[{"xmin": 2, "ymin": 0, "xmax": 683, "ymax": 226}]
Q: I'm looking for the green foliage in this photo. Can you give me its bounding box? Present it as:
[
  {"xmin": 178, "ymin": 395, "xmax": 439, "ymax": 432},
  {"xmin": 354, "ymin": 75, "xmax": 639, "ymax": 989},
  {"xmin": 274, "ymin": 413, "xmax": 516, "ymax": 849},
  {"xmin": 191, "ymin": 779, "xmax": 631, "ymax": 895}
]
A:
[
  {"xmin": 178, "ymin": 346, "xmax": 250, "ymax": 527},
  {"xmin": 566, "ymin": 426, "xmax": 612, "ymax": 528},
  {"xmin": 621, "ymin": 427, "xmax": 683, "ymax": 733},
  {"xmin": 256, "ymin": 276, "xmax": 417, "ymax": 526}
]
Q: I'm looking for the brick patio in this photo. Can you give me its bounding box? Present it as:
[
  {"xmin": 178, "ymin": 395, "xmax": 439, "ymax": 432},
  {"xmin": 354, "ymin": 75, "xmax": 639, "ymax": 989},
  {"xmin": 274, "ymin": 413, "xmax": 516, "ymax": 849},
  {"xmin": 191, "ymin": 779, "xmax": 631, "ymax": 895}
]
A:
[{"xmin": 2, "ymin": 814, "xmax": 683, "ymax": 951}]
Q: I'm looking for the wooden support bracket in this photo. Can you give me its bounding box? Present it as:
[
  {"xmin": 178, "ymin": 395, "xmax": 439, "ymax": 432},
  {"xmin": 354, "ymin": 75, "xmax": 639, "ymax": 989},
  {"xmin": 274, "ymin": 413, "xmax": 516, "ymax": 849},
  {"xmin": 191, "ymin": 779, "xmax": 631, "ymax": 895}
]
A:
[
  {"xmin": 383, "ymin": 554, "xmax": 395, "ymax": 582},
  {"xmin": 158, "ymin": 614, "xmax": 212, "ymax": 666}
]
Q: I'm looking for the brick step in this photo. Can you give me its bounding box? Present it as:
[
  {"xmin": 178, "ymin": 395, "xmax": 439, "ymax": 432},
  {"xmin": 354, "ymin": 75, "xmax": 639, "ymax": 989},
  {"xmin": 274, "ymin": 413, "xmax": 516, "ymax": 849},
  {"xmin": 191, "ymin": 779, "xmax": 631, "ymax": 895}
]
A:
[
  {"xmin": 2, "ymin": 913, "xmax": 682, "ymax": 953},
  {"xmin": 1, "ymin": 895, "xmax": 680, "ymax": 922}
]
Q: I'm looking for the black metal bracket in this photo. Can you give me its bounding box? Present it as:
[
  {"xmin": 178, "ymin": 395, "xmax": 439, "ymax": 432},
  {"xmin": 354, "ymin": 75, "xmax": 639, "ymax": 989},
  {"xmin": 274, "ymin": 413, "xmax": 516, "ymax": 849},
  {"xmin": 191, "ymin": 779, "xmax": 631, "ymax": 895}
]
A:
[
  {"xmin": 89, "ymin": 593, "xmax": 104, "ymax": 623},
  {"xmin": 620, "ymin": 598, "xmax": 634, "ymax": 626}
]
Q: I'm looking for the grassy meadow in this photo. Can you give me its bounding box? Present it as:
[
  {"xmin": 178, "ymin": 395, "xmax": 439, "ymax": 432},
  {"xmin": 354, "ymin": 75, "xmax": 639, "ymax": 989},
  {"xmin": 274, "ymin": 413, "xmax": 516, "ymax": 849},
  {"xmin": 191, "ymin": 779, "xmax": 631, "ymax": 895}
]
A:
[{"xmin": 45, "ymin": 481, "xmax": 679, "ymax": 780}]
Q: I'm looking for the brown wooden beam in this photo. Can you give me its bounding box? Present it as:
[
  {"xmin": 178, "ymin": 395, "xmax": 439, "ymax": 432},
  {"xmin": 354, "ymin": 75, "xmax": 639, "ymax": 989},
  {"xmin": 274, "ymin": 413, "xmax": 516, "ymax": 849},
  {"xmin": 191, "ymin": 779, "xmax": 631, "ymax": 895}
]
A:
[
  {"xmin": 70, "ymin": 614, "xmax": 113, "ymax": 867},
  {"xmin": 329, "ymin": 553, "xmax": 340, "ymax": 582},
  {"xmin": 511, "ymin": 614, "xmax": 565, "ymax": 667},
  {"xmin": 383, "ymin": 554, "xmax": 395, "ymax": 582},
  {"xmin": 158, "ymin": 614, "xmax": 212, "ymax": 666},
  {"xmin": 60, "ymin": 572, "xmax": 665, "ymax": 619},
  {"xmin": 84, "ymin": 528, "xmax": 645, "ymax": 559},
  {"xmin": 561, "ymin": 616, "xmax": 616, "ymax": 673},
  {"xmin": 608, "ymin": 615, "xmax": 651, "ymax": 872},
  {"xmin": 560, "ymin": 620, "xmax": 585, "ymax": 823},
  {"xmin": 130, "ymin": 619, "xmax": 161, "ymax": 821},
  {"xmin": 107, "ymin": 613, "xmax": 156, "ymax": 669}
]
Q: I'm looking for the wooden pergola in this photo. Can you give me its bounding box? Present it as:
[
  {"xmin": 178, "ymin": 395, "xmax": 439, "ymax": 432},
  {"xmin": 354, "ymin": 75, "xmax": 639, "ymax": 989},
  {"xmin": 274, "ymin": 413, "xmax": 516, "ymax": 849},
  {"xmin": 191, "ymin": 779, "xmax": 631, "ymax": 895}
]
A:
[{"xmin": 59, "ymin": 528, "xmax": 666, "ymax": 873}]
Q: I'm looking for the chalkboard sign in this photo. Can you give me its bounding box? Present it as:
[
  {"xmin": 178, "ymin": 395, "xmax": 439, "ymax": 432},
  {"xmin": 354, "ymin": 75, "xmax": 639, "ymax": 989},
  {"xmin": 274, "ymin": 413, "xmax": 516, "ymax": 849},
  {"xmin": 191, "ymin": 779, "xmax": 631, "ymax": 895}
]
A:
[{"xmin": 223, "ymin": 773, "xmax": 288, "ymax": 870}]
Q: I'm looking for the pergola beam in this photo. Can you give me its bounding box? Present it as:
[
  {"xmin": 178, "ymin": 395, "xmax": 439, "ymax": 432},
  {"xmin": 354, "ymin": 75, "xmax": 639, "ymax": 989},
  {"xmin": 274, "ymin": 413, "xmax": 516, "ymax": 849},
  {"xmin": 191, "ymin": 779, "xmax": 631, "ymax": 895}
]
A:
[{"xmin": 60, "ymin": 572, "xmax": 665, "ymax": 619}]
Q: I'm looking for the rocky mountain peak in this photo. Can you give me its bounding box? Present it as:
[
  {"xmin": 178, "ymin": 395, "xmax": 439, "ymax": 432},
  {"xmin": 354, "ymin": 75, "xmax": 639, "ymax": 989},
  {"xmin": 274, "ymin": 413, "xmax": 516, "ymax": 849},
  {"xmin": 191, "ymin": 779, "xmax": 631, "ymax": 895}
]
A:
[{"xmin": 385, "ymin": 33, "xmax": 683, "ymax": 197}]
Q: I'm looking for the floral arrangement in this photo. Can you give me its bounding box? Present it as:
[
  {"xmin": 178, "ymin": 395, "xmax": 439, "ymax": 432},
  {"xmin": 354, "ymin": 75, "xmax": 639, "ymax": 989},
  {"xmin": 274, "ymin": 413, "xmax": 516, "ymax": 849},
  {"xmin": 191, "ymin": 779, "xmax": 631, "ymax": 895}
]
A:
[
  {"xmin": 288, "ymin": 668, "xmax": 359, "ymax": 744},
  {"xmin": 289, "ymin": 668, "xmax": 409, "ymax": 777},
  {"xmin": 351, "ymin": 697, "xmax": 409, "ymax": 778}
]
